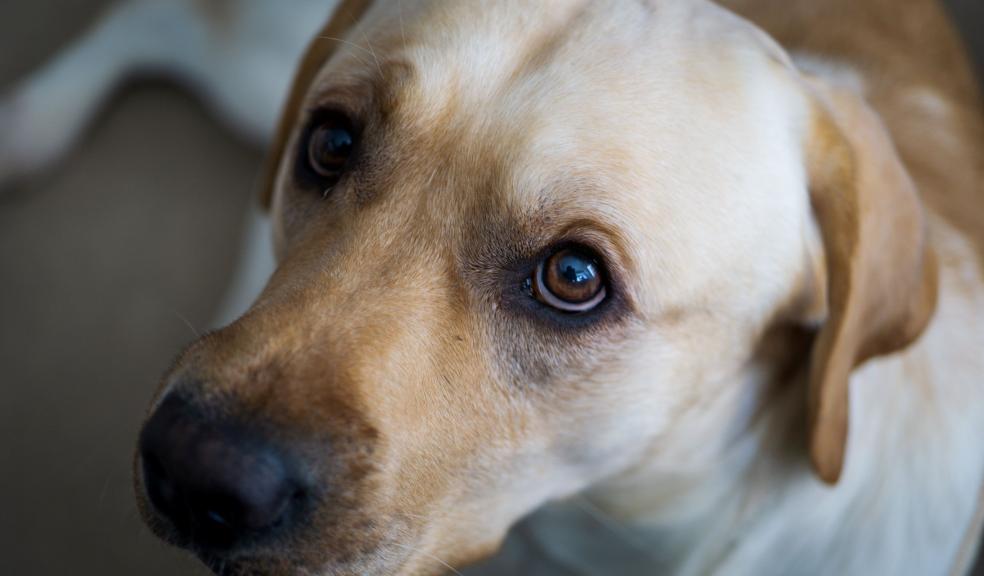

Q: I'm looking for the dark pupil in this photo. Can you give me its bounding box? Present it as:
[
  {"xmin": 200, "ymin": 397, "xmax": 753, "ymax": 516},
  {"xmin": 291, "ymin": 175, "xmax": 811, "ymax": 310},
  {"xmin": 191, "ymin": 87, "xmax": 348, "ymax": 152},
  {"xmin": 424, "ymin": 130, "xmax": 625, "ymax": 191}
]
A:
[
  {"xmin": 318, "ymin": 127, "xmax": 352, "ymax": 161},
  {"xmin": 556, "ymin": 253, "xmax": 597, "ymax": 286}
]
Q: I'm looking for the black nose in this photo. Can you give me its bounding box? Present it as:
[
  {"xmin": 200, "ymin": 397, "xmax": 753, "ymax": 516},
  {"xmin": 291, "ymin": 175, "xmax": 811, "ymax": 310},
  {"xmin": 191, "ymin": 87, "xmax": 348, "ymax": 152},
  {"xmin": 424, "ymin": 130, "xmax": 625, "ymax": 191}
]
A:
[{"xmin": 138, "ymin": 394, "xmax": 306, "ymax": 549}]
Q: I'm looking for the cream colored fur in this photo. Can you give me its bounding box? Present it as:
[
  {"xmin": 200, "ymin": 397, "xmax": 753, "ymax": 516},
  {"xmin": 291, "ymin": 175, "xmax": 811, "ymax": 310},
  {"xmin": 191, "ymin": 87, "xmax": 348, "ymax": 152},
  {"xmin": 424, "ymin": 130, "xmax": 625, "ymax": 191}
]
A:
[
  {"xmin": 264, "ymin": 2, "xmax": 984, "ymax": 574},
  {"xmin": 93, "ymin": 0, "xmax": 984, "ymax": 574}
]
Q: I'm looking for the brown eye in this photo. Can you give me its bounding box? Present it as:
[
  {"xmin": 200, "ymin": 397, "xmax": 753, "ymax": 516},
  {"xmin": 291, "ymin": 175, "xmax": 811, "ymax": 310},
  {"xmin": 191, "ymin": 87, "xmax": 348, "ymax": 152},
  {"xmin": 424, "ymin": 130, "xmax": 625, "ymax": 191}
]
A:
[
  {"xmin": 307, "ymin": 117, "xmax": 355, "ymax": 178},
  {"xmin": 533, "ymin": 247, "xmax": 607, "ymax": 312}
]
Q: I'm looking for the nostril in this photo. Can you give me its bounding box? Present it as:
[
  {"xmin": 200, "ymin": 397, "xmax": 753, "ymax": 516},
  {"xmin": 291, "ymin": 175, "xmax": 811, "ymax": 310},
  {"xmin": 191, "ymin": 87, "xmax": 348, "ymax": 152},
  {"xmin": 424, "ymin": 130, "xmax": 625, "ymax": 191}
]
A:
[
  {"xmin": 141, "ymin": 451, "xmax": 171, "ymax": 510},
  {"xmin": 137, "ymin": 393, "xmax": 307, "ymax": 550},
  {"xmin": 180, "ymin": 455, "xmax": 301, "ymax": 549},
  {"xmin": 189, "ymin": 491, "xmax": 248, "ymax": 548},
  {"xmin": 139, "ymin": 407, "xmax": 191, "ymax": 537}
]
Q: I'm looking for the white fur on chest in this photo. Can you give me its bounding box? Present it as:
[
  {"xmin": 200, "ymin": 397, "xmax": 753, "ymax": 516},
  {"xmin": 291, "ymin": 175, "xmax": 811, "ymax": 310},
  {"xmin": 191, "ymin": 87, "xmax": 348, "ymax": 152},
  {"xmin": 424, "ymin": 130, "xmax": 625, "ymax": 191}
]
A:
[{"xmin": 714, "ymin": 215, "xmax": 984, "ymax": 576}]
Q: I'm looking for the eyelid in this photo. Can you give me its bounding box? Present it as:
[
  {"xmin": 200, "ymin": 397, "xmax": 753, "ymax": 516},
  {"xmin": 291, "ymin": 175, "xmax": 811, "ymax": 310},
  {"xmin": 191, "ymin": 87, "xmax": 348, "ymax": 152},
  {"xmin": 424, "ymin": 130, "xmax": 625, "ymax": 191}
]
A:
[
  {"xmin": 304, "ymin": 87, "xmax": 368, "ymax": 124},
  {"xmin": 303, "ymin": 107, "xmax": 359, "ymax": 133}
]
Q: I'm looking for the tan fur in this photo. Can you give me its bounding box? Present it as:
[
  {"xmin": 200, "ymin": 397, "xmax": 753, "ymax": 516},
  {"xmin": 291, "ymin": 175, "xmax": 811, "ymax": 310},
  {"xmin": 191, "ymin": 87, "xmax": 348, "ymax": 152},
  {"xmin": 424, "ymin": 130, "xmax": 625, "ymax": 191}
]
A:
[
  {"xmin": 801, "ymin": 80, "xmax": 939, "ymax": 482},
  {"xmin": 137, "ymin": 1, "xmax": 984, "ymax": 574},
  {"xmin": 719, "ymin": 0, "xmax": 984, "ymax": 267}
]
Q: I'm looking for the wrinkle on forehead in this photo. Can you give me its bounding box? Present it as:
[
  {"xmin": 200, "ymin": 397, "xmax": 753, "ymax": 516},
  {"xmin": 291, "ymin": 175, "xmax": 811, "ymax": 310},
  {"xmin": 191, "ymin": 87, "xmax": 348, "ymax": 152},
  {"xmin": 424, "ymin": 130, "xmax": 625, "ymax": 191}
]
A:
[{"xmin": 385, "ymin": 0, "xmax": 615, "ymax": 128}]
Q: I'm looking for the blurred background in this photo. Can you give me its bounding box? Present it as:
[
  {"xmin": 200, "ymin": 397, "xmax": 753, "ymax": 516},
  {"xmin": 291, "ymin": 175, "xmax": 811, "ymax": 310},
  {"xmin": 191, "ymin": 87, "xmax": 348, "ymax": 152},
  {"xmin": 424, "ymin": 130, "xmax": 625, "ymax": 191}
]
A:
[{"xmin": 0, "ymin": 1, "xmax": 981, "ymax": 575}]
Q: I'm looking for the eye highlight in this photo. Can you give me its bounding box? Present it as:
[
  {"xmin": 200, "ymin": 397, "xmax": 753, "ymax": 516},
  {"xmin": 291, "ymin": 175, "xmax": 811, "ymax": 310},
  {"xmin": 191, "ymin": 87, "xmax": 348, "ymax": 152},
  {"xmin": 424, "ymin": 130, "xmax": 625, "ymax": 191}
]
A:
[
  {"xmin": 302, "ymin": 110, "xmax": 357, "ymax": 187},
  {"xmin": 533, "ymin": 247, "xmax": 608, "ymax": 312}
]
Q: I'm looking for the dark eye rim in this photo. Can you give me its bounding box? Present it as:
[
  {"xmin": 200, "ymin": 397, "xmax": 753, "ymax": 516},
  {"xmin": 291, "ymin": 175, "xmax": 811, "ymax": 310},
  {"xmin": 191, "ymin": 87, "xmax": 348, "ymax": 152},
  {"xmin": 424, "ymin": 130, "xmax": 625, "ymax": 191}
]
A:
[
  {"xmin": 498, "ymin": 240, "xmax": 621, "ymax": 330},
  {"xmin": 294, "ymin": 108, "xmax": 361, "ymax": 192}
]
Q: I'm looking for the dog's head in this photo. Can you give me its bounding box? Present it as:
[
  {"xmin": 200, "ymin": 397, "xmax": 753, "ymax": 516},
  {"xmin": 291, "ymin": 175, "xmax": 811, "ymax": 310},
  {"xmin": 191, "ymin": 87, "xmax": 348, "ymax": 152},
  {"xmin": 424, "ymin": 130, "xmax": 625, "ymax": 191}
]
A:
[{"xmin": 135, "ymin": 0, "xmax": 937, "ymax": 574}]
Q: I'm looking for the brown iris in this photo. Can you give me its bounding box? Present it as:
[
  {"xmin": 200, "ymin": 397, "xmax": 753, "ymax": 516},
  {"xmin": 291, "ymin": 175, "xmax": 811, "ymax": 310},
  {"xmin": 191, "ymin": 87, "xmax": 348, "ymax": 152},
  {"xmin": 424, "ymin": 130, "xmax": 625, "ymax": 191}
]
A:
[
  {"xmin": 533, "ymin": 247, "xmax": 607, "ymax": 312},
  {"xmin": 307, "ymin": 119, "xmax": 354, "ymax": 178}
]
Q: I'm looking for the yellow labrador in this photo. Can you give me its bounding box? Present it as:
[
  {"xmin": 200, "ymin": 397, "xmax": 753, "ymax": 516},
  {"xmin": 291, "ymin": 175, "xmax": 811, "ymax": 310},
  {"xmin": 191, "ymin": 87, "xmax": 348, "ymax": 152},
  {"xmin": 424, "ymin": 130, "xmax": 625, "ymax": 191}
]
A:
[{"xmin": 135, "ymin": 0, "xmax": 984, "ymax": 575}]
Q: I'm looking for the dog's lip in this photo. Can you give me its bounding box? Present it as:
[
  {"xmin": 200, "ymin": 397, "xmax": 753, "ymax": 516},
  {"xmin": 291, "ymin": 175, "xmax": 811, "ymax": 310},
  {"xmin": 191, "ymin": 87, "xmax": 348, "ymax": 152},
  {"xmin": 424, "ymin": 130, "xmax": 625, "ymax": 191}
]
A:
[
  {"xmin": 196, "ymin": 547, "xmax": 270, "ymax": 576},
  {"xmin": 195, "ymin": 554, "xmax": 413, "ymax": 576},
  {"xmin": 186, "ymin": 528, "xmax": 420, "ymax": 576},
  {"xmin": 200, "ymin": 552, "xmax": 229, "ymax": 575}
]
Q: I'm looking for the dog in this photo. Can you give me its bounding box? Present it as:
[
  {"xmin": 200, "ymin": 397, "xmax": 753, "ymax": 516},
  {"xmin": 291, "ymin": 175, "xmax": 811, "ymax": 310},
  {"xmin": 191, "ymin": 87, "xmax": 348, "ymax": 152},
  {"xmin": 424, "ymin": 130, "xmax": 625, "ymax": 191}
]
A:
[{"xmin": 113, "ymin": 0, "xmax": 983, "ymax": 574}]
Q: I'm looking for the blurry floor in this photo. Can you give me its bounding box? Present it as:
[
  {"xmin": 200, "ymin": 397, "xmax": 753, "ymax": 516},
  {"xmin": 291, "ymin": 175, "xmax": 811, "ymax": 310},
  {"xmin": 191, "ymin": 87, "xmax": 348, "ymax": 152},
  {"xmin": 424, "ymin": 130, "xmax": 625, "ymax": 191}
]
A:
[
  {"xmin": 0, "ymin": 1, "xmax": 981, "ymax": 575},
  {"xmin": 0, "ymin": 2, "xmax": 255, "ymax": 575}
]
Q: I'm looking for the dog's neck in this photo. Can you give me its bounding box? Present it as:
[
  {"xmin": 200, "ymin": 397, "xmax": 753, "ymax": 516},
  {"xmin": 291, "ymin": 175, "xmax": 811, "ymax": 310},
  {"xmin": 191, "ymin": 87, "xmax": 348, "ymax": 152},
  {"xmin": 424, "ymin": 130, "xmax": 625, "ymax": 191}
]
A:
[{"xmin": 520, "ymin": 228, "xmax": 984, "ymax": 575}]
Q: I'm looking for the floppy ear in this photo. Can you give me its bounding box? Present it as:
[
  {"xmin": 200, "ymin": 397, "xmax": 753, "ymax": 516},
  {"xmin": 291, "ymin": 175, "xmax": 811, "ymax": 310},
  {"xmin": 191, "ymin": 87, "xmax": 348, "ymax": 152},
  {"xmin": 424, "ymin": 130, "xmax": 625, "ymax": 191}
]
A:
[
  {"xmin": 257, "ymin": 0, "xmax": 375, "ymax": 210},
  {"xmin": 802, "ymin": 80, "xmax": 939, "ymax": 484}
]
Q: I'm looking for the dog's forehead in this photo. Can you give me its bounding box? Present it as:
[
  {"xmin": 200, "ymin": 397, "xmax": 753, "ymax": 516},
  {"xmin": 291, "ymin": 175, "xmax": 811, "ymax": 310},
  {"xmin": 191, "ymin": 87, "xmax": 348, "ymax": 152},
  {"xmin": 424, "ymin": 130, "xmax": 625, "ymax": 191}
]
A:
[
  {"xmin": 390, "ymin": 0, "xmax": 705, "ymax": 125},
  {"xmin": 294, "ymin": 0, "xmax": 809, "ymax": 310},
  {"xmin": 340, "ymin": 0, "xmax": 778, "ymax": 193}
]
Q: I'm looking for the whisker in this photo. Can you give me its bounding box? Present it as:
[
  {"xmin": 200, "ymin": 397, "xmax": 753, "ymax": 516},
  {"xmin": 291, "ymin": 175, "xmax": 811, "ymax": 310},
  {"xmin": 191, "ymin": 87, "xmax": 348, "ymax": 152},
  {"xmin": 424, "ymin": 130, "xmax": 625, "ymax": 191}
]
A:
[
  {"xmin": 316, "ymin": 35, "xmax": 375, "ymax": 57},
  {"xmin": 315, "ymin": 36, "xmax": 374, "ymax": 69},
  {"xmin": 361, "ymin": 30, "xmax": 384, "ymax": 78},
  {"xmin": 97, "ymin": 472, "xmax": 112, "ymax": 510},
  {"xmin": 398, "ymin": 0, "xmax": 408, "ymax": 52},
  {"xmin": 174, "ymin": 310, "xmax": 201, "ymax": 338},
  {"xmin": 389, "ymin": 542, "xmax": 464, "ymax": 576}
]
